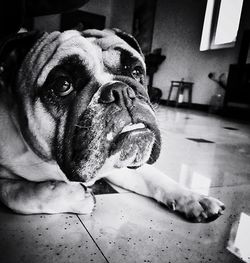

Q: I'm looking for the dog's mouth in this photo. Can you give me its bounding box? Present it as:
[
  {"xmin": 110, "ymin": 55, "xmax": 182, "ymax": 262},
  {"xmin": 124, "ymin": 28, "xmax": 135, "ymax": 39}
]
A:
[
  {"xmin": 106, "ymin": 122, "xmax": 146, "ymax": 141},
  {"xmin": 108, "ymin": 122, "xmax": 156, "ymax": 168}
]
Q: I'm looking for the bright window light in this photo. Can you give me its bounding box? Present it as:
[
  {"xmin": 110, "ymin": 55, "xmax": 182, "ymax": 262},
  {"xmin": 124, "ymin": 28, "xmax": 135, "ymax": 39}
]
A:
[
  {"xmin": 179, "ymin": 164, "xmax": 211, "ymax": 195},
  {"xmin": 200, "ymin": 0, "xmax": 244, "ymax": 51},
  {"xmin": 214, "ymin": 0, "xmax": 244, "ymax": 45}
]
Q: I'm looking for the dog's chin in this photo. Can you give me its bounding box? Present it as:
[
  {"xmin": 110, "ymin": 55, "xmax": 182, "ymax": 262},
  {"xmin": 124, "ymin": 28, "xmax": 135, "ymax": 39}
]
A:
[
  {"xmin": 65, "ymin": 127, "xmax": 159, "ymax": 183},
  {"xmin": 108, "ymin": 128, "xmax": 155, "ymax": 168}
]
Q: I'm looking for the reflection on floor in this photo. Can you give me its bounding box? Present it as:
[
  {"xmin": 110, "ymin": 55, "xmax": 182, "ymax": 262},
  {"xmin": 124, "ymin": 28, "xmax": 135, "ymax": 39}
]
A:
[
  {"xmin": 0, "ymin": 106, "xmax": 250, "ymax": 263},
  {"xmin": 186, "ymin": 138, "xmax": 215, "ymax": 143}
]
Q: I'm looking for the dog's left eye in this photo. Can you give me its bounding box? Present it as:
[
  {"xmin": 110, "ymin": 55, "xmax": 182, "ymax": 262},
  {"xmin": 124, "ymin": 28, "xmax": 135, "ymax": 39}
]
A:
[
  {"xmin": 131, "ymin": 66, "xmax": 144, "ymax": 83},
  {"xmin": 53, "ymin": 78, "xmax": 74, "ymax": 97}
]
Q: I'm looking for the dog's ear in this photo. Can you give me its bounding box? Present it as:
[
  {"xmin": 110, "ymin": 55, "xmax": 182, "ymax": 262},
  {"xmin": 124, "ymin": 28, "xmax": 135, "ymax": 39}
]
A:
[
  {"xmin": 0, "ymin": 31, "xmax": 43, "ymax": 88},
  {"xmin": 111, "ymin": 28, "xmax": 143, "ymax": 56}
]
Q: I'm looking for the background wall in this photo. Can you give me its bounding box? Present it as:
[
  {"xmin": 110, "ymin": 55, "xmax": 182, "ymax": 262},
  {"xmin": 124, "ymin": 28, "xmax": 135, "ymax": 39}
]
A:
[
  {"xmin": 109, "ymin": 0, "xmax": 134, "ymax": 33},
  {"xmin": 80, "ymin": 0, "xmax": 112, "ymax": 28},
  {"xmin": 34, "ymin": 14, "xmax": 61, "ymax": 32},
  {"xmin": 34, "ymin": 0, "xmax": 113, "ymax": 32},
  {"xmin": 33, "ymin": 0, "xmax": 134, "ymax": 34},
  {"xmin": 33, "ymin": 0, "xmax": 250, "ymax": 105},
  {"xmin": 151, "ymin": 0, "xmax": 250, "ymax": 104}
]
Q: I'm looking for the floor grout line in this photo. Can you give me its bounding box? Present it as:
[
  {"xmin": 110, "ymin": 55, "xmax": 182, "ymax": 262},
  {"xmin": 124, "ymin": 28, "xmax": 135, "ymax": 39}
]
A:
[{"xmin": 76, "ymin": 214, "xmax": 110, "ymax": 263}]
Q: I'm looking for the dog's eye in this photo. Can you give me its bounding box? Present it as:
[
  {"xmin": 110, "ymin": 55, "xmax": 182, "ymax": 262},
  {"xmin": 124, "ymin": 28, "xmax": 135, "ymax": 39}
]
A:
[
  {"xmin": 53, "ymin": 77, "xmax": 74, "ymax": 96},
  {"xmin": 131, "ymin": 66, "xmax": 144, "ymax": 83}
]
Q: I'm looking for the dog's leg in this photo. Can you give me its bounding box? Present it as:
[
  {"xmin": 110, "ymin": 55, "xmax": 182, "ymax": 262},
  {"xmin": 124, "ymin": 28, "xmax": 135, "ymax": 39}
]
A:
[
  {"xmin": 106, "ymin": 164, "xmax": 225, "ymax": 222},
  {"xmin": 0, "ymin": 179, "xmax": 95, "ymax": 214}
]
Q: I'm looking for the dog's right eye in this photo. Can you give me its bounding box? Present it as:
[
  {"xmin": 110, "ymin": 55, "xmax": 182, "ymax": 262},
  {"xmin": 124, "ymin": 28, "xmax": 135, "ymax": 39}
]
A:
[{"xmin": 53, "ymin": 77, "xmax": 74, "ymax": 97}]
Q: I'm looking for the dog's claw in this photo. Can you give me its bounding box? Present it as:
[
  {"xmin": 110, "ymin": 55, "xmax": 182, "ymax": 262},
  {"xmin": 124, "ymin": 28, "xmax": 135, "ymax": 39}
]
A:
[
  {"xmin": 201, "ymin": 211, "xmax": 208, "ymax": 219},
  {"xmin": 218, "ymin": 209, "xmax": 224, "ymax": 215},
  {"xmin": 90, "ymin": 190, "xmax": 96, "ymax": 205},
  {"xmin": 167, "ymin": 200, "xmax": 176, "ymax": 211},
  {"xmin": 171, "ymin": 201, "xmax": 176, "ymax": 211},
  {"xmin": 172, "ymin": 193, "xmax": 225, "ymax": 223}
]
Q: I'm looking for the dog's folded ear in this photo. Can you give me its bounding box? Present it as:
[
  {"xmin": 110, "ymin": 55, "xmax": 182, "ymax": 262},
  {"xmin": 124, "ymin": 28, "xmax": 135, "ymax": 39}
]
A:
[
  {"xmin": 111, "ymin": 28, "xmax": 143, "ymax": 57},
  {"xmin": 0, "ymin": 31, "xmax": 43, "ymax": 88}
]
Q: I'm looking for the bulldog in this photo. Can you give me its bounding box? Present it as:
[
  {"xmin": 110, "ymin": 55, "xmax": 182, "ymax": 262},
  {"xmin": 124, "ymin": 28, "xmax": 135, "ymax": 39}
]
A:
[{"xmin": 0, "ymin": 29, "xmax": 225, "ymax": 222}]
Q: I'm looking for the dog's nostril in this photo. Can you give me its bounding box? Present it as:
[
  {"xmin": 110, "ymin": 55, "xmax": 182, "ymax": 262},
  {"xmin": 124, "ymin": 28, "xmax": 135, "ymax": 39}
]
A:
[
  {"xmin": 99, "ymin": 85, "xmax": 116, "ymax": 103},
  {"xmin": 112, "ymin": 89, "xmax": 123, "ymax": 103},
  {"xmin": 99, "ymin": 82, "xmax": 135, "ymax": 105}
]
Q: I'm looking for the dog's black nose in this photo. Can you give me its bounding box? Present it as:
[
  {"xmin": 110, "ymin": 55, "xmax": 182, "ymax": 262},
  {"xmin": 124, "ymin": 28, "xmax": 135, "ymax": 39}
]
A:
[{"xmin": 99, "ymin": 82, "xmax": 136, "ymax": 107}]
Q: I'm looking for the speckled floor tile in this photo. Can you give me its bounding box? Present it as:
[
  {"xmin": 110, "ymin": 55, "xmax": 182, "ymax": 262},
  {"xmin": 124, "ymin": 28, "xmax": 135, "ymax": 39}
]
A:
[
  {"xmin": 154, "ymin": 107, "xmax": 250, "ymax": 189},
  {"xmin": 0, "ymin": 203, "xmax": 107, "ymax": 263},
  {"xmin": 79, "ymin": 185, "xmax": 250, "ymax": 263}
]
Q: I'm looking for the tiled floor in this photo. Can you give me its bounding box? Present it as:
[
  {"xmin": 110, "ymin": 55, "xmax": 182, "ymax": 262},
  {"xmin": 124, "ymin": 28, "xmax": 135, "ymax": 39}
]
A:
[{"xmin": 1, "ymin": 106, "xmax": 250, "ymax": 263}]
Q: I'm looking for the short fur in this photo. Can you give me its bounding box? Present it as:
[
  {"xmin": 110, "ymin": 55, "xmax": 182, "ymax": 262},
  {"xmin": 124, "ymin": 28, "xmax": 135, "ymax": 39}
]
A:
[{"xmin": 0, "ymin": 29, "xmax": 225, "ymax": 222}]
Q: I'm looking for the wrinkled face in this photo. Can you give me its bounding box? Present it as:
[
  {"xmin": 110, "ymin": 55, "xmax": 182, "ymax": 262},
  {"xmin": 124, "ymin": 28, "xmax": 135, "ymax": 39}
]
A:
[{"xmin": 15, "ymin": 29, "xmax": 161, "ymax": 182}]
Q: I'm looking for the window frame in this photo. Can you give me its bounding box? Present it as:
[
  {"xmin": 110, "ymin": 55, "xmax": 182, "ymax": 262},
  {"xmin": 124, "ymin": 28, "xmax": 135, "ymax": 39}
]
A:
[{"xmin": 200, "ymin": 0, "xmax": 244, "ymax": 51}]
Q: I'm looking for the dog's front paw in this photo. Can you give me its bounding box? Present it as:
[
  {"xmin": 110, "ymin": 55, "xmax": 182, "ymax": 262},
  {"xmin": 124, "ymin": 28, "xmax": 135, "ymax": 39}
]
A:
[
  {"xmin": 170, "ymin": 193, "xmax": 225, "ymax": 223},
  {"xmin": 38, "ymin": 181, "xmax": 96, "ymax": 214},
  {"xmin": 62, "ymin": 183, "xmax": 96, "ymax": 214}
]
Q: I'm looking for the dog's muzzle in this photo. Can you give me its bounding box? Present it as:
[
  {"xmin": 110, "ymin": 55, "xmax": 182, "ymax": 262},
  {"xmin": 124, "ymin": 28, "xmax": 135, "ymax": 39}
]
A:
[{"xmin": 60, "ymin": 80, "xmax": 161, "ymax": 182}]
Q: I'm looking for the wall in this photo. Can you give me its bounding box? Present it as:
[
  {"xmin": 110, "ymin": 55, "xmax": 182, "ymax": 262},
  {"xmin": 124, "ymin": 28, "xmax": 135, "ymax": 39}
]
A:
[
  {"xmin": 80, "ymin": 0, "xmax": 135, "ymax": 32},
  {"xmin": 150, "ymin": 1, "xmax": 225, "ymax": 103},
  {"xmin": 151, "ymin": 0, "xmax": 250, "ymax": 104},
  {"xmin": 33, "ymin": 0, "xmax": 134, "ymax": 33},
  {"xmin": 80, "ymin": 0, "xmax": 112, "ymax": 28},
  {"xmin": 34, "ymin": 0, "xmax": 113, "ymax": 31},
  {"xmin": 34, "ymin": 14, "xmax": 61, "ymax": 32},
  {"xmin": 109, "ymin": 0, "xmax": 135, "ymax": 33}
]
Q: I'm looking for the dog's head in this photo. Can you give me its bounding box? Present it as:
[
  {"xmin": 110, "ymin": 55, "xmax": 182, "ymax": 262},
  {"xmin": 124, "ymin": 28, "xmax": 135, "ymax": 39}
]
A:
[{"xmin": 1, "ymin": 29, "xmax": 161, "ymax": 182}]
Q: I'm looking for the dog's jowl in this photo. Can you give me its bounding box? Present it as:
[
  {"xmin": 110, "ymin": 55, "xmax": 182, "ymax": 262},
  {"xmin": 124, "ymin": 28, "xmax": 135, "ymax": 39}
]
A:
[{"xmin": 0, "ymin": 29, "xmax": 224, "ymax": 222}]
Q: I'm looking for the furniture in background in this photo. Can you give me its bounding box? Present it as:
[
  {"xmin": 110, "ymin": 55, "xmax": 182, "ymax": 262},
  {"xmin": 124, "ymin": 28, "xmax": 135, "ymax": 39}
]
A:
[
  {"xmin": 208, "ymin": 72, "xmax": 226, "ymax": 113},
  {"xmin": 224, "ymin": 30, "xmax": 250, "ymax": 118},
  {"xmin": 166, "ymin": 80, "xmax": 193, "ymax": 107},
  {"xmin": 145, "ymin": 49, "xmax": 166, "ymax": 103}
]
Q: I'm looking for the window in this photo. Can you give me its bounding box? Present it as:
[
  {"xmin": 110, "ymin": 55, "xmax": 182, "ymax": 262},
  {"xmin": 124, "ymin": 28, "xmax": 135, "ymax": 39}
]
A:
[{"xmin": 200, "ymin": 0, "xmax": 244, "ymax": 51}]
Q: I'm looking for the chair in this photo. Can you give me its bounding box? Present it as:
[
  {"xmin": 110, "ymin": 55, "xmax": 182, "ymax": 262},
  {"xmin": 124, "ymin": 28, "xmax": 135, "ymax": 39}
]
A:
[{"xmin": 167, "ymin": 80, "xmax": 193, "ymax": 107}]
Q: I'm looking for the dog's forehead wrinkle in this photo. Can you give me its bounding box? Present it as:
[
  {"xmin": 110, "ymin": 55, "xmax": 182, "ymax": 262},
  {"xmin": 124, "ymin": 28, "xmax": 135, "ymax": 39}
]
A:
[
  {"xmin": 20, "ymin": 31, "xmax": 102, "ymax": 88},
  {"xmin": 87, "ymin": 34, "xmax": 124, "ymax": 50},
  {"xmin": 20, "ymin": 30, "xmax": 143, "ymax": 92},
  {"xmin": 102, "ymin": 49, "xmax": 121, "ymax": 70},
  {"xmin": 87, "ymin": 34, "xmax": 145, "ymax": 68}
]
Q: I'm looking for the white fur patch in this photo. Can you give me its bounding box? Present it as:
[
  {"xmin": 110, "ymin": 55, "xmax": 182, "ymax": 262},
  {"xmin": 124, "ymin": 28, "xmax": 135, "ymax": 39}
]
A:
[{"xmin": 0, "ymin": 101, "xmax": 67, "ymax": 182}]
